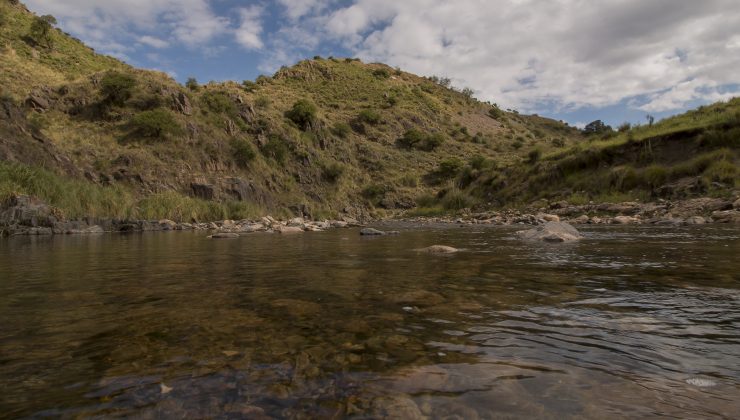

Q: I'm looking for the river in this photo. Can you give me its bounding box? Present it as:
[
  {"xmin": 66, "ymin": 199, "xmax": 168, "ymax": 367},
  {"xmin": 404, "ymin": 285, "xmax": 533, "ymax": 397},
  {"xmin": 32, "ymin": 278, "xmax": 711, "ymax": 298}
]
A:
[{"xmin": 1, "ymin": 224, "xmax": 739, "ymax": 418}]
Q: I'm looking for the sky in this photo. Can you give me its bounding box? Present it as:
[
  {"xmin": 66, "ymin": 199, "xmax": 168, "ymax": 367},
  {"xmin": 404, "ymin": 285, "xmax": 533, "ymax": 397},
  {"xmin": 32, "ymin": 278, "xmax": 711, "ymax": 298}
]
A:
[{"xmin": 23, "ymin": 0, "xmax": 740, "ymax": 127}]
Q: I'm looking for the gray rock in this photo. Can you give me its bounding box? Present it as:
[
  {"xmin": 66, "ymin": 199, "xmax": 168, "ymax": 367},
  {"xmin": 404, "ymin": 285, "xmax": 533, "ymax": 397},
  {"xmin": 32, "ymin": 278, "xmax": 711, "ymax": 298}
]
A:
[
  {"xmin": 711, "ymin": 210, "xmax": 740, "ymax": 223},
  {"xmin": 516, "ymin": 221, "xmax": 583, "ymax": 243},
  {"xmin": 360, "ymin": 228, "xmax": 387, "ymax": 236}
]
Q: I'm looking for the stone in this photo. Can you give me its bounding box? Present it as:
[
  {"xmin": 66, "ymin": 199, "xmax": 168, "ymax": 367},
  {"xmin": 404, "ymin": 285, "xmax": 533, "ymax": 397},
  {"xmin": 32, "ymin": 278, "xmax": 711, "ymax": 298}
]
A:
[
  {"xmin": 516, "ymin": 221, "xmax": 583, "ymax": 243},
  {"xmin": 572, "ymin": 215, "xmax": 590, "ymax": 224},
  {"xmin": 539, "ymin": 213, "xmax": 560, "ymax": 222},
  {"xmin": 209, "ymin": 233, "xmax": 240, "ymax": 239},
  {"xmin": 171, "ymin": 91, "xmax": 192, "ymax": 115},
  {"xmin": 276, "ymin": 226, "xmax": 304, "ymax": 234},
  {"xmin": 734, "ymin": 198, "xmax": 740, "ymax": 210},
  {"xmin": 392, "ymin": 290, "xmax": 445, "ymax": 306},
  {"xmin": 158, "ymin": 219, "xmax": 177, "ymax": 230},
  {"xmin": 711, "ymin": 210, "xmax": 740, "ymax": 223},
  {"xmin": 685, "ymin": 216, "xmax": 706, "ymax": 225},
  {"xmin": 1, "ymin": 195, "xmax": 60, "ymax": 228},
  {"xmin": 612, "ymin": 215, "xmax": 639, "ymax": 225},
  {"xmin": 417, "ymin": 245, "xmax": 459, "ymax": 254},
  {"xmin": 360, "ymin": 228, "xmax": 387, "ymax": 236}
]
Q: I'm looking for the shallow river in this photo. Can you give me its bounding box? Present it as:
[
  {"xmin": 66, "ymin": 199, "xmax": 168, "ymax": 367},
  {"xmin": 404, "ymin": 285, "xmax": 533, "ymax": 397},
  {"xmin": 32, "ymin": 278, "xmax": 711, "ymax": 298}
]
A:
[{"xmin": 1, "ymin": 224, "xmax": 739, "ymax": 418}]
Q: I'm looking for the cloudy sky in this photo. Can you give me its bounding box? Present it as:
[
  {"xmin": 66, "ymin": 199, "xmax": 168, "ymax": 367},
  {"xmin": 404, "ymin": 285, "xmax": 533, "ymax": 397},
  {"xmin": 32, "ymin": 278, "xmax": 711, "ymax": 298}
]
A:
[{"xmin": 24, "ymin": 0, "xmax": 740, "ymax": 126}]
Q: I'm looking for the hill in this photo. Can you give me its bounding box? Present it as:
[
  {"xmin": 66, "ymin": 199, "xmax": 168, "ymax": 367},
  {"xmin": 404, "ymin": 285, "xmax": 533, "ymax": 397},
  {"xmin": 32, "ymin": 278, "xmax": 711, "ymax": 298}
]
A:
[{"xmin": 0, "ymin": 0, "xmax": 737, "ymax": 224}]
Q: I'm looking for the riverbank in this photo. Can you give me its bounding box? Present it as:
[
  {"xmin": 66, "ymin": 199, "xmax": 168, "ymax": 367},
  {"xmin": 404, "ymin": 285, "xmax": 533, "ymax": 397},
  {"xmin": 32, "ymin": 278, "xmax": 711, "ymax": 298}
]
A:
[{"xmin": 2, "ymin": 194, "xmax": 739, "ymax": 237}]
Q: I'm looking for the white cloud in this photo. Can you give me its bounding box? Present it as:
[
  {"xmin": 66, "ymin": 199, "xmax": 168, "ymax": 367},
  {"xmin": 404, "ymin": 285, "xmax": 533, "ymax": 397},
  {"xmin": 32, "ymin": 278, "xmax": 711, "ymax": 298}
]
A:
[
  {"xmin": 138, "ymin": 35, "xmax": 169, "ymax": 49},
  {"xmin": 24, "ymin": 0, "xmax": 229, "ymax": 50},
  {"xmin": 314, "ymin": 0, "xmax": 740, "ymax": 112},
  {"xmin": 234, "ymin": 5, "xmax": 264, "ymax": 50},
  {"xmin": 276, "ymin": 0, "xmax": 329, "ymax": 21}
]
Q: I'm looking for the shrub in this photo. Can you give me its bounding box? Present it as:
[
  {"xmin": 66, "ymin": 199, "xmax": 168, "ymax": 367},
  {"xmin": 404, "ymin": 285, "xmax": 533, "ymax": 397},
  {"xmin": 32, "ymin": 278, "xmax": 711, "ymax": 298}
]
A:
[
  {"xmin": 255, "ymin": 95, "xmax": 270, "ymax": 109},
  {"xmin": 30, "ymin": 15, "xmax": 57, "ymax": 47},
  {"xmin": 242, "ymin": 80, "xmax": 257, "ymax": 92},
  {"xmin": 617, "ymin": 122, "xmax": 631, "ymax": 132},
  {"xmin": 397, "ymin": 129, "xmax": 445, "ymax": 151},
  {"xmin": 231, "ymin": 138, "xmax": 256, "ymax": 168},
  {"xmin": 100, "ymin": 72, "xmax": 136, "ymax": 106},
  {"xmin": 641, "ymin": 164, "xmax": 668, "ymax": 188},
  {"xmin": 437, "ymin": 158, "xmax": 464, "ymax": 179},
  {"xmin": 321, "ymin": 162, "xmax": 344, "ymax": 183},
  {"xmin": 704, "ymin": 159, "xmax": 737, "ymax": 184},
  {"xmin": 285, "ymin": 99, "xmax": 317, "ymax": 130},
  {"xmin": 441, "ymin": 189, "xmax": 473, "ymax": 210},
  {"xmin": 527, "ymin": 148, "xmax": 542, "ymax": 163},
  {"xmin": 512, "ymin": 139, "xmax": 524, "ymax": 149},
  {"xmin": 469, "ymin": 155, "xmax": 490, "ymax": 170},
  {"xmin": 362, "ymin": 184, "xmax": 389, "ymax": 200},
  {"xmin": 372, "ymin": 68, "xmax": 390, "ymax": 79},
  {"xmin": 201, "ymin": 91, "xmax": 237, "ymax": 115},
  {"xmin": 130, "ymin": 109, "xmax": 183, "ymax": 139},
  {"xmin": 357, "ymin": 109, "xmax": 381, "ymax": 125},
  {"xmin": 331, "ymin": 122, "xmax": 351, "ymax": 138},
  {"xmin": 488, "ymin": 106, "xmax": 503, "ymax": 120},
  {"xmin": 261, "ymin": 135, "xmax": 289, "ymax": 163},
  {"xmin": 185, "ymin": 77, "xmax": 199, "ymax": 91}
]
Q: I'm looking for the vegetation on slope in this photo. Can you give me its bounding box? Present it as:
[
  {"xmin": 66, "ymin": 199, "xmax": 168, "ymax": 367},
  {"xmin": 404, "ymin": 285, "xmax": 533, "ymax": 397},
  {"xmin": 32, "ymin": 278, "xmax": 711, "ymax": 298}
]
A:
[{"xmin": 1, "ymin": 1, "xmax": 737, "ymax": 221}]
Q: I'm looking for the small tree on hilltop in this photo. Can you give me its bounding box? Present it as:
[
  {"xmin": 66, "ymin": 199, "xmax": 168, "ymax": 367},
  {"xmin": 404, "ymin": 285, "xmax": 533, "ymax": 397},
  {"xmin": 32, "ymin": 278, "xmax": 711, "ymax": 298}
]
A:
[
  {"xmin": 583, "ymin": 120, "xmax": 612, "ymax": 135},
  {"xmin": 30, "ymin": 15, "xmax": 57, "ymax": 48}
]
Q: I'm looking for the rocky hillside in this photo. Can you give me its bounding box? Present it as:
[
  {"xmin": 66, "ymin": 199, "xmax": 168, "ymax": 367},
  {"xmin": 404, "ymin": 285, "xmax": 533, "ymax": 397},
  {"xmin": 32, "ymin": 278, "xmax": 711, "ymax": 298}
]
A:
[
  {"xmin": 1, "ymin": 0, "xmax": 737, "ymax": 224},
  {"xmin": 0, "ymin": 0, "xmax": 587, "ymax": 221}
]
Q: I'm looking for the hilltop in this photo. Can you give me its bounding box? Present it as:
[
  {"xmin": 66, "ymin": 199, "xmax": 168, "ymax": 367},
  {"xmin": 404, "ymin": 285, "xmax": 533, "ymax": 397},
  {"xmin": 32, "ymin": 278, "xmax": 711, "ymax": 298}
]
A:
[{"xmin": 0, "ymin": 0, "xmax": 738, "ymax": 225}]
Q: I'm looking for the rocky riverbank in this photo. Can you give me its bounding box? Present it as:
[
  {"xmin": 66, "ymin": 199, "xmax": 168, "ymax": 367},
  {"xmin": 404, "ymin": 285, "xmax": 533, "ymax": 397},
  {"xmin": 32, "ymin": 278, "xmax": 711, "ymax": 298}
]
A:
[
  {"xmin": 0, "ymin": 195, "xmax": 363, "ymax": 237},
  {"xmin": 2, "ymin": 194, "xmax": 739, "ymax": 237},
  {"xmin": 402, "ymin": 197, "xmax": 740, "ymax": 226}
]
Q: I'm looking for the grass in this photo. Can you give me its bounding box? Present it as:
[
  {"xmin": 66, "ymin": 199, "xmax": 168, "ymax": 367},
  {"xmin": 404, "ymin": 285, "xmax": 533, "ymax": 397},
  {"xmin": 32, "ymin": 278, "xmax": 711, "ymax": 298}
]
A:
[{"xmin": 0, "ymin": 162, "xmax": 266, "ymax": 222}]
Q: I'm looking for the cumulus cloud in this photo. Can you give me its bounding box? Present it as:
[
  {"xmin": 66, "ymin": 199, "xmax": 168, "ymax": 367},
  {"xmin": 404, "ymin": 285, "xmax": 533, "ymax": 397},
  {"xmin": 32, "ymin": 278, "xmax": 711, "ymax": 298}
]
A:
[
  {"xmin": 315, "ymin": 0, "xmax": 740, "ymax": 112},
  {"xmin": 138, "ymin": 35, "xmax": 169, "ymax": 49},
  {"xmin": 234, "ymin": 5, "xmax": 264, "ymax": 50},
  {"xmin": 276, "ymin": 0, "xmax": 329, "ymax": 21},
  {"xmin": 24, "ymin": 0, "xmax": 229, "ymax": 51}
]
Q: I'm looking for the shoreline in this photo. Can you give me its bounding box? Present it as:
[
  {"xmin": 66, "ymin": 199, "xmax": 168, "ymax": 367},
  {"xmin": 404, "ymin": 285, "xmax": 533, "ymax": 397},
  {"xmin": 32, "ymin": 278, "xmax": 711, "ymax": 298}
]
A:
[{"xmin": 2, "ymin": 195, "xmax": 739, "ymax": 237}]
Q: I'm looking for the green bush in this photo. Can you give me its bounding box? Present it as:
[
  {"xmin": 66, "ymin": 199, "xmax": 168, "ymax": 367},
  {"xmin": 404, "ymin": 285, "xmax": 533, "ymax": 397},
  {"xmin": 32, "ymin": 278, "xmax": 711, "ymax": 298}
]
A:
[
  {"xmin": 372, "ymin": 68, "xmax": 390, "ymax": 79},
  {"xmin": 441, "ymin": 189, "xmax": 473, "ymax": 210},
  {"xmin": 488, "ymin": 106, "xmax": 503, "ymax": 120},
  {"xmin": 100, "ymin": 72, "xmax": 136, "ymax": 106},
  {"xmin": 357, "ymin": 109, "xmax": 381, "ymax": 125},
  {"xmin": 241, "ymin": 80, "xmax": 257, "ymax": 92},
  {"xmin": 397, "ymin": 129, "xmax": 445, "ymax": 151},
  {"xmin": 185, "ymin": 77, "xmax": 199, "ymax": 91},
  {"xmin": 331, "ymin": 122, "xmax": 351, "ymax": 138},
  {"xmin": 641, "ymin": 164, "xmax": 668, "ymax": 188},
  {"xmin": 704, "ymin": 159, "xmax": 738, "ymax": 184},
  {"xmin": 261, "ymin": 135, "xmax": 289, "ymax": 163},
  {"xmin": 30, "ymin": 14, "xmax": 57, "ymax": 47},
  {"xmin": 527, "ymin": 148, "xmax": 542, "ymax": 163},
  {"xmin": 130, "ymin": 109, "xmax": 183, "ymax": 139},
  {"xmin": 437, "ymin": 158, "xmax": 464, "ymax": 179},
  {"xmin": 231, "ymin": 138, "xmax": 256, "ymax": 168},
  {"xmin": 285, "ymin": 99, "xmax": 317, "ymax": 130},
  {"xmin": 201, "ymin": 91, "xmax": 237, "ymax": 115},
  {"xmin": 255, "ymin": 95, "xmax": 270, "ymax": 109},
  {"xmin": 469, "ymin": 155, "xmax": 491, "ymax": 170},
  {"xmin": 322, "ymin": 162, "xmax": 344, "ymax": 183}
]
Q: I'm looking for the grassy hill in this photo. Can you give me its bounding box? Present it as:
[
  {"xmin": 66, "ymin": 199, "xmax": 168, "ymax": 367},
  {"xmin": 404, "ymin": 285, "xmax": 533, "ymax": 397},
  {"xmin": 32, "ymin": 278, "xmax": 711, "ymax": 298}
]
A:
[{"xmin": 0, "ymin": 1, "xmax": 737, "ymax": 222}]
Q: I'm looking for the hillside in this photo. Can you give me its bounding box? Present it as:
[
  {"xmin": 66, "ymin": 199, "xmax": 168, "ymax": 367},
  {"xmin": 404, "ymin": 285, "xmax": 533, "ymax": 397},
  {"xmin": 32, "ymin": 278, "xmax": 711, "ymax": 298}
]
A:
[{"xmin": 0, "ymin": 0, "xmax": 737, "ymax": 223}]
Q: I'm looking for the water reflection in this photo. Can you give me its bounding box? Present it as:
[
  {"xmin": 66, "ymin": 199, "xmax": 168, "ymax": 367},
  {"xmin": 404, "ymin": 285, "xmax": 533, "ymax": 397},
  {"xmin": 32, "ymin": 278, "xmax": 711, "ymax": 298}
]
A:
[{"xmin": 0, "ymin": 225, "xmax": 739, "ymax": 418}]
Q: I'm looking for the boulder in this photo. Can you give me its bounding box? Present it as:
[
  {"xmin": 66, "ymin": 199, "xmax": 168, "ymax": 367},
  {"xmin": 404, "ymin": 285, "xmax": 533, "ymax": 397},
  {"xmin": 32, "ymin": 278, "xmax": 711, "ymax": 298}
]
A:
[
  {"xmin": 572, "ymin": 215, "xmax": 590, "ymax": 224},
  {"xmin": 417, "ymin": 245, "xmax": 459, "ymax": 254},
  {"xmin": 516, "ymin": 221, "xmax": 583, "ymax": 243},
  {"xmin": 190, "ymin": 183, "xmax": 215, "ymax": 200},
  {"xmin": 733, "ymin": 198, "xmax": 740, "ymax": 210},
  {"xmin": 711, "ymin": 210, "xmax": 740, "ymax": 223},
  {"xmin": 685, "ymin": 216, "xmax": 706, "ymax": 225},
  {"xmin": 1, "ymin": 195, "xmax": 60, "ymax": 228},
  {"xmin": 538, "ymin": 213, "xmax": 560, "ymax": 222}
]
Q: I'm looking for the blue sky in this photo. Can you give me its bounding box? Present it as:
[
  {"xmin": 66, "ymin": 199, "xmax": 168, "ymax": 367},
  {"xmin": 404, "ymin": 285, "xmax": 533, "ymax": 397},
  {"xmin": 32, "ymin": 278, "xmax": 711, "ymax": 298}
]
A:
[{"xmin": 24, "ymin": 0, "xmax": 740, "ymax": 128}]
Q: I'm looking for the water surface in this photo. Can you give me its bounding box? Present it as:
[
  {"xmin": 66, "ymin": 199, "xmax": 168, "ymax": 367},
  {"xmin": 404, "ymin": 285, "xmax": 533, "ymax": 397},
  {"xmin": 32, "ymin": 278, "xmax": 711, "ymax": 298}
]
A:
[{"xmin": 1, "ymin": 224, "xmax": 739, "ymax": 418}]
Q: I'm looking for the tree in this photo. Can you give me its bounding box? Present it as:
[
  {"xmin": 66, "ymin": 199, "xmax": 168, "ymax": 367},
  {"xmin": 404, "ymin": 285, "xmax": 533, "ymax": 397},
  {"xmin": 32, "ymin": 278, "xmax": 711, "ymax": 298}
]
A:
[
  {"xmin": 100, "ymin": 72, "xmax": 136, "ymax": 106},
  {"xmin": 30, "ymin": 15, "xmax": 57, "ymax": 48},
  {"xmin": 646, "ymin": 114, "xmax": 655, "ymax": 126},
  {"xmin": 130, "ymin": 109, "xmax": 183, "ymax": 139},
  {"xmin": 461, "ymin": 87, "xmax": 474, "ymax": 99},
  {"xmin": 185, "ymin": 77, "xmax": 199, "ymax": 91},
  {"xmin": 583, "ymin": 120, "xmax": 612, "ymax": 135}
]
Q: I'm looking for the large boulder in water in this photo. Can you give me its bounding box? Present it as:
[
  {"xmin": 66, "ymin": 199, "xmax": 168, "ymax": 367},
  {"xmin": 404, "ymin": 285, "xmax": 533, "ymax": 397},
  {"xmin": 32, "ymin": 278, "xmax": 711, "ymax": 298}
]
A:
[{"xmin": 516, "ymin": 221, "xmax": 583, "ymax": 243}]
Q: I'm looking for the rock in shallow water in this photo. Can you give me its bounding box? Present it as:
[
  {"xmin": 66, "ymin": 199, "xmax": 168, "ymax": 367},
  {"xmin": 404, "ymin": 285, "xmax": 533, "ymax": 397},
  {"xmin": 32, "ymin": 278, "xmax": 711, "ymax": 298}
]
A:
[
  {"xmin": 209, "ymin": 233, "xmax": 240, "ymax": 239},
  {"xmin": 516, "ymin": 221, "xmax": 583, "ymax": 243},
  {"xmin": 416, "ymin": 245, "xmax": 459, "ymax": 254},
  {"xmin": 360, "ymin": 228, "xmax": 399, "ymax": 236}
]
